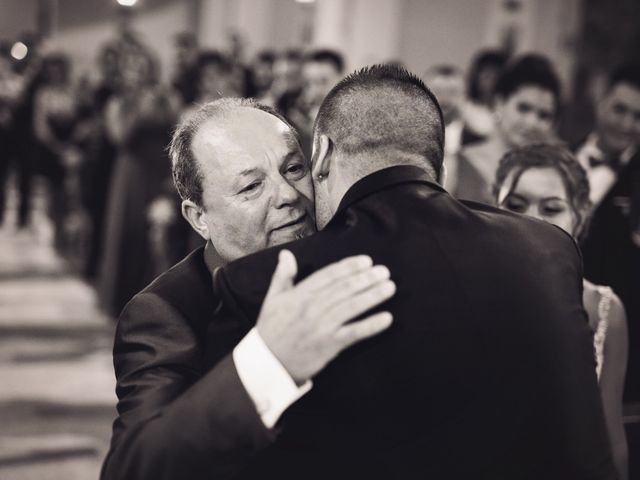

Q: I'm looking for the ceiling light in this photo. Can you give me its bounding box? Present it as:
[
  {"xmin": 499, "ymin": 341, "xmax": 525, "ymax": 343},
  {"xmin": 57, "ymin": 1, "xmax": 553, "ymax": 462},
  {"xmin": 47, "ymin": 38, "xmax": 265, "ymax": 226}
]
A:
[{"xmin": 10, "ymin": 42, "xmax": 28, "ymax": 61}]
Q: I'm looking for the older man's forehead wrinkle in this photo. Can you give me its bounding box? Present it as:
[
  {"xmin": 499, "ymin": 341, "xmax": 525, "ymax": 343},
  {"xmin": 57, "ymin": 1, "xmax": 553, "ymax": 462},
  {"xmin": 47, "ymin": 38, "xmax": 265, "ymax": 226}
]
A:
[{"xmin": 283, "ymin": 131, "xmax": 302, "ymax": 152}]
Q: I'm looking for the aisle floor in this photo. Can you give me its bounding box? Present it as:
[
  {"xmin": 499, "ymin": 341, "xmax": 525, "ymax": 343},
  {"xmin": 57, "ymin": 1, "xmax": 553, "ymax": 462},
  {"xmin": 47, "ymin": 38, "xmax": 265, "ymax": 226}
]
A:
[{"xmin": 0, "ymin": 183, "xmax": 116, "ymax": 480}]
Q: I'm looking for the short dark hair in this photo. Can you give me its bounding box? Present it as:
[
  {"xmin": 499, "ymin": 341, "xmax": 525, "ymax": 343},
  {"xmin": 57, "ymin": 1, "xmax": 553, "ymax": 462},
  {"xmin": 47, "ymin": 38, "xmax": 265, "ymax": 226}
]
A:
[
  {"xmin": 607, "ymin": 63, "xmax": 640, "ymax": 92},
  {"xmin": 197, "ymin": 51, "xmax": 231, "ymax": 73},
  {"xmin": 256, "ymin": 50, "xmax": 276, "ymax": 65},
  {"xmin": 169, "ymin": 98, "xmax": 299, "ymax": 207},
  {"xmin": 314, "ymin": 64, "xmax": 445, "ymax": 177},
  {"xmin": 493, "ymin": 143, "xmax": 592, "ymax": 237},
  {"xmin": 467, "ymin": 49, "xmax": 509, "ymax": 102},
  {"xmin": 493, "ymin": 54, "xmax": 561, "ymax": 111},
  {"xmin": 305, "ymin": 49, "xmax": 344, "ymax": 74},
  {"xmin": 283, "ymin": 49, "xmax": 303, "ymax": 63},
  {"xmin": 427, "ymin": 64, "xmax": 462, "ymax": 78}
]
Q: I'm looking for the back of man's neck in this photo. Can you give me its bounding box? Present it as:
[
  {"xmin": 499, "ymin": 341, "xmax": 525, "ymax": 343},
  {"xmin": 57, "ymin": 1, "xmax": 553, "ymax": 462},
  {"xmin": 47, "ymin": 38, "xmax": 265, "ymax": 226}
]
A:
[{"xmin": 339, "ymin": 155, "xmax": 435, "ymax": 193}]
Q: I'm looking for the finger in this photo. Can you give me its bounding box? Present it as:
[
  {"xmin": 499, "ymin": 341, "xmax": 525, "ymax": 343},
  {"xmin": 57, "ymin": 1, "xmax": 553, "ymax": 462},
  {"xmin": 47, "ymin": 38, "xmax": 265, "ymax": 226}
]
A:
[
  {"xmin": 264, "ymin": 249, "xmax": 298, "ymax": 299},
  {"xmin": 334, "ymin": 311, "xmax": 393, "ymax": 348},
  {"xmin": 325, "ymin": 279, "xmax": 396, "ymax": 328},
  {"xmin": 318, "ymin": 264, "xmax": 391, "ymax": 311},
  {"xmin": 297, "ymin": 255, "xmax": 373, "ymax": 292}
]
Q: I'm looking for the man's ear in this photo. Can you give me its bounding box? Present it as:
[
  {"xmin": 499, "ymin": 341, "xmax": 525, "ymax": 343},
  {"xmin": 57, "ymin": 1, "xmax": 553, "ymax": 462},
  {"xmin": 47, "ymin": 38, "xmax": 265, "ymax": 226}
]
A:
[
  {"xmin": 311, "ymin": 134, "xmax": 333, "ymax": 182},
  {"xmin": 181, "ymin": 200, "xmax": 211, "ymax": 240}
]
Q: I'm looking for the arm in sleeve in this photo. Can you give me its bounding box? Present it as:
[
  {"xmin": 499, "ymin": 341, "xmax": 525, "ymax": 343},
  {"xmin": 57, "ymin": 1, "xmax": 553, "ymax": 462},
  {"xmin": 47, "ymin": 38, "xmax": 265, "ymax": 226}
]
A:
[
  {"xmin": 101, "ymin": 292, "xmax": 275, "ymax": 480},
  {"xmin": 233, "ymin": 327, "xmax": 312, "ymax": 428},
  {"xmin": 539, "ymin": 232, "xmax": 618, "ymax": 480}
]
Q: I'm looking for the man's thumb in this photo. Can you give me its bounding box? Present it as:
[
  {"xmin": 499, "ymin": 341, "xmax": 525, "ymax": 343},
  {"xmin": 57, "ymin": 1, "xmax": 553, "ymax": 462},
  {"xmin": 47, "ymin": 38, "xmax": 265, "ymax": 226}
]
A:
[{"xmin": 265, "ymin": 249, "xmax": 297, "ymax": 297}]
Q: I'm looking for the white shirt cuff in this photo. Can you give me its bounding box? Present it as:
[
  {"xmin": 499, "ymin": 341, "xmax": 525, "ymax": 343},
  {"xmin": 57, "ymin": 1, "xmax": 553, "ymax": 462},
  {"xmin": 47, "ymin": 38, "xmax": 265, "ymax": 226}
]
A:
[{"xmin": 233, "ymin": 328, "xmax": 312, "ymax": 429}]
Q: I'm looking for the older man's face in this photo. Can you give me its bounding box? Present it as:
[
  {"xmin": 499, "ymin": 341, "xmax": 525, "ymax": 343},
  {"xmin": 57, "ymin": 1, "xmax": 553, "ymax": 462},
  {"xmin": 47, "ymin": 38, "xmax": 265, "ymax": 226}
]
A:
[{"xmin": 191, "ymin": 108, "xmax": 315, "ymax": 261}]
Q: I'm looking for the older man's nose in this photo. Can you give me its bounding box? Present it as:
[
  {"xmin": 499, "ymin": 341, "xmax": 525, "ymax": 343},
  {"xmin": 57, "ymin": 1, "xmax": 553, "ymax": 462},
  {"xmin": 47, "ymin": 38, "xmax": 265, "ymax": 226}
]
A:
[{"xmin": 274, "ymin": 178, "xmax": 300, "ymax": 207}]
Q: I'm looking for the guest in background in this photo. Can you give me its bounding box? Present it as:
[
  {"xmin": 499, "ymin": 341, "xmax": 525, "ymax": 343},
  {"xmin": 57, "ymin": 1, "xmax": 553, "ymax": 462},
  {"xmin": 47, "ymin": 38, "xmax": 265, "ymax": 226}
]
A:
[
  {"xmin": 454, "ymin": 54, "xmax": 560, "ymax": 204},
  {"xmin": 79, "ymin": 45, "xmax": 122, "ymax": 279},
  {"xmin": 11, "ymin": 33, "xmax": 44, "ymax": 229},
  {"xmin": 194, "ymin": 51, "xmax": 239, "ymax": 103},
  {"xmin": 249, "ymin": 50, "xmax": 276, "ymax": 102},
  {"xmin": 0, "ymin": 42, "xmax": 25, "ymax": 224},
  {"xmin": 424, "ymin": 64, "xmax": 481, "ymax": 191},
  {"xmin": 279, "ymin": 49, "xmax": 344, "ymax": 157},
  {"xmin": 577, "ymin": 64, "xmax": 640, "ymax": 403},
  {"xmin": 464, "ymin": 49, "xmax": 509, "ymax": 138},
  {"xmin": 98, "ymin": 47, "xmax": 179, "ymax": 316},
  {"xmin": 494, "ymin": 143, "xmax": 628, "ymax": 480},
  {"xmin": 171, "ymin": 32, "xmax": 200, "ymax": 106},
  {"xmin": 267, "ymin": 49, "xmax": 303, "ymax": 108},
  {"xmin": 32, "ymin": 53, "xmax": 80, "ymax": 250}
]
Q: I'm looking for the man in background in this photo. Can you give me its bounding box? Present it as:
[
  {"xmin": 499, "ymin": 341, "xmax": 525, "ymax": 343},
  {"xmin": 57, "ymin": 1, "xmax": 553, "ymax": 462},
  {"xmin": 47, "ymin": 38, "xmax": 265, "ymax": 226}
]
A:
[
  {"xmin": 423, "ymin": 64, "xmax": 483, "ymax": 191},
  {"xmin": 280, "ymin": 49, "xmax": 344, "ymax": 156},
  {"xmin": 577, "ymin": 64, "xmax": 640, "ymax": 402}
]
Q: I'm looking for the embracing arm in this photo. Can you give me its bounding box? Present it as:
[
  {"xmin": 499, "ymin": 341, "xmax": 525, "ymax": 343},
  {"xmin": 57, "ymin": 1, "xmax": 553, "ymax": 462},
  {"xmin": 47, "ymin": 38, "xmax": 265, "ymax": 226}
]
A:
[
  {"xmin": 101, "ymin": 292, "xmax": 274, "ymax": 480},
  {"xmin": 102, "ymin": 251, "xmax": 395, "ymax": 480},
  {"xmin": 538, "ymin": 232, "xmax": 618, "ymax": 479},
  {"xmin": 599, "ymin": 295, "xmax": 629, "ymax": 480}
]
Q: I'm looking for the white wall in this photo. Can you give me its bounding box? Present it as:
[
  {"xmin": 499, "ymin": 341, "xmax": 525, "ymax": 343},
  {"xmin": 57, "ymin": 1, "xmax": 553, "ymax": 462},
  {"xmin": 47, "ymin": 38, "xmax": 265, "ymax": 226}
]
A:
[
  {"xmin": 2, "ymin": 0, "xmax": 581, "ymax": 95},
  {"xmin": 0, "ymin": 0, "xmax": 38, "ymax": 39},
  {"xmin": 399, "ymin": 0, "xmax": 490, "ymax": 75},
  {"xmin": 47, "ymin": 2, "xmax": 191, "ymax": 82}
]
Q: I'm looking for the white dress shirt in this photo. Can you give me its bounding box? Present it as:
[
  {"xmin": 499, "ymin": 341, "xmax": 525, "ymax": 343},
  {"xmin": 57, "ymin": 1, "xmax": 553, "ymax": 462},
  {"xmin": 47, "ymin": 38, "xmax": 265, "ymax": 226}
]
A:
[
  {"xmin": 576, "ymin": 133, "xmax": 636, "ymax": 207},
  {"xmin": 233, "ymin": 328, "xmax": 312, "ymax": 428}
]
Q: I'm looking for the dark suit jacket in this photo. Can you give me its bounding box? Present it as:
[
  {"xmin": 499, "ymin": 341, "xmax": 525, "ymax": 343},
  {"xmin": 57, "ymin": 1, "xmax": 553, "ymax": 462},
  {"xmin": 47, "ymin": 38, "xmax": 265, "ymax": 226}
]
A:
[
  {"xmin": 101, "ymin": 247, "xmax": 272, "ymax": 480},
  {"xmin": 576, "ymin": 139, "xmax": 640, "ymax": 401},
  {"xmin": 215, "ymin": 165, "xmax": 616, "ymax": 480}
]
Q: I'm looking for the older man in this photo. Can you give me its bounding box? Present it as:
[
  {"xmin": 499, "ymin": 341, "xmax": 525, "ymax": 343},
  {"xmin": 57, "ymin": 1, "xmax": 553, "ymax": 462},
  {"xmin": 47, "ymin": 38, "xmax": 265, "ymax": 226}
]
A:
[
  {"xmin": 215, "ymin": 65, "xmax": 616, "ymax": 479},
  {"xmin": 101, "ymin": 101, "xmax": 395, "ymax": 479}
]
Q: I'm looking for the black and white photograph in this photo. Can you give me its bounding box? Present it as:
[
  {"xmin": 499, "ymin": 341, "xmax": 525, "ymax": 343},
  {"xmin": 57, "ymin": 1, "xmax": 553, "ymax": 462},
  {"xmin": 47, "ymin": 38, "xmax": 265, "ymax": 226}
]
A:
[{"xmin": 0, "ymin": 0, "xmax": 638, "ymax": 478}]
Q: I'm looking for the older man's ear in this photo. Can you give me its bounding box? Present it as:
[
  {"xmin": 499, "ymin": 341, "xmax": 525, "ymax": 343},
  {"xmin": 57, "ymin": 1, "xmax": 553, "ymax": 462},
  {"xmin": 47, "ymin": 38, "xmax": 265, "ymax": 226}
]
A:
[{"xmin": 181, "ymin": 200, "xmax": 211, "ymax": 240}]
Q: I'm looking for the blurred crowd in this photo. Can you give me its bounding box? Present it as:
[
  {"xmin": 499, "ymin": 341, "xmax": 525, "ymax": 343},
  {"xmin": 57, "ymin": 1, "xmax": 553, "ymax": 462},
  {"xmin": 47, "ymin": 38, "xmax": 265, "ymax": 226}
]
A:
[{"xmin": 0, "ymin": 30, "xmax": 346, "ymax": 317}]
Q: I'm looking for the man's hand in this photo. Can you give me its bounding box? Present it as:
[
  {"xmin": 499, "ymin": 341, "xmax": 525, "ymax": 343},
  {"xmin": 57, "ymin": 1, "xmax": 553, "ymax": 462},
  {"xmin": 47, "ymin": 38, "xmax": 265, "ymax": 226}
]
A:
[{"xmin": 256, "ymin": 250, "xmax": 395, "ymax": 385}]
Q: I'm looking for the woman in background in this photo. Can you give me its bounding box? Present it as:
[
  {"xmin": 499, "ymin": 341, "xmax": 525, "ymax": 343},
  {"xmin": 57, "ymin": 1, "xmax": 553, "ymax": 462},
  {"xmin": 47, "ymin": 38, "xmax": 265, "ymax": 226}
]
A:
[
  {"xmin": 462, "ymin": 49, "xmax": 509, "ymax": 140},
  {"xmin": 98, "ymin": 46, "xmax": 179, "ymax": 315},
  {"xmin": 494, "ymin": 143, "xmax": 628, "ymax": 479},
  {"xmin": 454, "ymin": 55, "xmax": 560, "ymax": 204},
  {"xmin": 32, "ymin": 53, "xmax": 80, "ymax": 249}
]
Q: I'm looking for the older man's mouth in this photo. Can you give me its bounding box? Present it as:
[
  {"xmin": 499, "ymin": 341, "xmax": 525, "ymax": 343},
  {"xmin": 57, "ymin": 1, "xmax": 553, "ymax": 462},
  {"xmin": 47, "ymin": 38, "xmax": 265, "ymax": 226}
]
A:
[{"xmin": 273, "ymin": 213, "xmax": 308, "ymax": 231}]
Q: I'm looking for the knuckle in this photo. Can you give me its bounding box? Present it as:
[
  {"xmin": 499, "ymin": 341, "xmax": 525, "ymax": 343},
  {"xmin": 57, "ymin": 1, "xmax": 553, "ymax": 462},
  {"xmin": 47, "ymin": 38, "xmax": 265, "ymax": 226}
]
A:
[{"xmin": 344, "ymin": 276, "xmax": 362, "ymax": 291}]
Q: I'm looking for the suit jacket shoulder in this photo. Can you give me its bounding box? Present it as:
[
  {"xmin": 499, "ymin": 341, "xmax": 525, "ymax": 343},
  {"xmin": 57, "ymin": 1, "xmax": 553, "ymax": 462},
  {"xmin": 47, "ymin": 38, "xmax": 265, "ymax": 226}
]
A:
[{"xmin": 104, "ymin": 247, "xmax": 274, "ymax": 480}]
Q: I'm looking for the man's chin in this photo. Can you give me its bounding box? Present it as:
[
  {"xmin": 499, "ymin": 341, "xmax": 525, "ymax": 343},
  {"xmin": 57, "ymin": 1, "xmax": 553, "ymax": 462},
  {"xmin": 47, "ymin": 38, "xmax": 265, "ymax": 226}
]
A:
[{"xmin": 269, "ymin": 222, "xmax": 317, "ymax": 246}]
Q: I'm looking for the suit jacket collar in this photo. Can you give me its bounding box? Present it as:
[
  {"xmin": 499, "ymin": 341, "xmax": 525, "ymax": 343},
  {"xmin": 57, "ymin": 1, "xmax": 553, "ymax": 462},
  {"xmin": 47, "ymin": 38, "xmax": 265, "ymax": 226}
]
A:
[
  {"xmin": 204, "ymin": 240, "xmax": 220, "ymax": 275},
  {"xmin": 334, "ymin": 165, "xmax": 444, "ymax": 217}
]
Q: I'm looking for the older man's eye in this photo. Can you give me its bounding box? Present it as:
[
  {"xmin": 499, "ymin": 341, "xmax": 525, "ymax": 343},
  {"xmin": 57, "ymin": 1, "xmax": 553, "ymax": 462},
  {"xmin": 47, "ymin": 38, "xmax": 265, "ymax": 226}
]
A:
[
  {"xmin": 285, "ymin": 163, "xmax": 307, "ymax": 179},
  {"xmin": 240, "ymin": 182, "xmax": 261, "ymax": 194}
]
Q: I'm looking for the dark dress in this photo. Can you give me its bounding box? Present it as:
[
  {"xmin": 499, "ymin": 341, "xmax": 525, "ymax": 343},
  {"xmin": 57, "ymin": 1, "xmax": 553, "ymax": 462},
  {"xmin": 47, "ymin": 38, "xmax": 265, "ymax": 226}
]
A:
[
  {"xmin": 581, "ymin": 148, "xmax": 640, "ymax": 402},
  {"xmin": 98, "ymin": 97, "xmax": 175, "ymax": 316}
]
